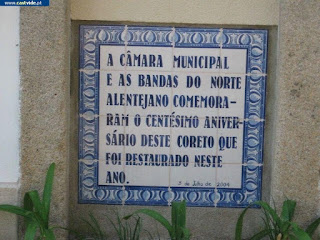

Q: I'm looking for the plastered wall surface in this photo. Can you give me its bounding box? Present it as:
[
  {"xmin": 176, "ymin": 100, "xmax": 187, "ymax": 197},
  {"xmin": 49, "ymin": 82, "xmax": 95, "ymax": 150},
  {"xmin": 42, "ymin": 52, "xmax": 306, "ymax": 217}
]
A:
[
  {"xmin": 71, "ymin": 0, "xmax": 279, "ymax": 26},
  {"xmin": 0, "ymin": 7, "xmax": 20, "ymax": 183}
]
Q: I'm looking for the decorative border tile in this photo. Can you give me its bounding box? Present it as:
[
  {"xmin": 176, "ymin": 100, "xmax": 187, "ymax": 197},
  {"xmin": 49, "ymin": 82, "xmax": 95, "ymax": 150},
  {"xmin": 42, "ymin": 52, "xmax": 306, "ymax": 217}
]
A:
[{"xmin": 78, "ymin": 25, "xmax": 268, "ymax": 207}]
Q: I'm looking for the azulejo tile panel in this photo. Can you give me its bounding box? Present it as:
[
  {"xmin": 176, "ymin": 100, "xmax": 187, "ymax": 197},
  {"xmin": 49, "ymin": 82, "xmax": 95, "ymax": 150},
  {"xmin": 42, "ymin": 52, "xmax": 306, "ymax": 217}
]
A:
[{"xmin": 78, "ymin": 25, "xmax": 268, "ymax": 207}]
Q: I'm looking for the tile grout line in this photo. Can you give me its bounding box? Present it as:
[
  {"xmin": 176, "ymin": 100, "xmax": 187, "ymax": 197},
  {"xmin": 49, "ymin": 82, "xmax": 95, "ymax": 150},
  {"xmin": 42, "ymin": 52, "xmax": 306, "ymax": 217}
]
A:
[
  {"xmin": 85, "ymin": 114, "xmax": 265, "ymax": 123},
  {"xmin": 79, "ymin": 68, "xmax": 267, "ymax": 77},
  {"xmin": 122, "ymin": 25, "xmax": 129, "ymax": 206},
  {"xmin": 213, "ymin": 28, "xmax": 224, "ymax": 207},
  {"xmin": 168, "ymin": 26, "xmax": 176, "ymax": 206},
  {"xmin": 79, "ymin": 158, "xmax": 264, "ymax": 166}
]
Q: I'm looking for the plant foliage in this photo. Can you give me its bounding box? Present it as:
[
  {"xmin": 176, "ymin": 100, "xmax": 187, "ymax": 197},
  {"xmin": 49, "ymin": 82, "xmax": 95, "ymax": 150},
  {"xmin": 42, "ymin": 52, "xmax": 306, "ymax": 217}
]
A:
[
  {"xmin": 124, "ymin": 200, "xmax": 190, "ymax": 240},
  {"xmin": 235, "ymin": 199, "xmax": 320, "ymax": 240},
  {"xmin": 108, "ymin": 213, "xmax": 143, "ymax": 240},
  {"xmin": 0, "ymin": 163, "xmax": 56, "ymax": 240},
  {"xmin": 76, "ymin": 212, "xmax": 149, "ymax": 240}
]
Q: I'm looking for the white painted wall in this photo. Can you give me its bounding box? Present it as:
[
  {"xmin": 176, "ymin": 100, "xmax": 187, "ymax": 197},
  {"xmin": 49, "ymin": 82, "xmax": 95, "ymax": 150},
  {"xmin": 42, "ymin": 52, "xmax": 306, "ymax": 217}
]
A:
[
  {"xmin": 71, "ymin": 0, "xmax": 279, "ymax": 26},
  {"xmin": 0, "ymin": 7, "xmax": 20, "ymax": 183}
]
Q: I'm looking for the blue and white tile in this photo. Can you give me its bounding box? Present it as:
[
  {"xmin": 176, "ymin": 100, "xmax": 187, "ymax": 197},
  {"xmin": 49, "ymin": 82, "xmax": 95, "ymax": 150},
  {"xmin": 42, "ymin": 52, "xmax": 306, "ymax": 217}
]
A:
[
  {"xmin": 98, "ymin": 115, "xmax": 126, "ymax": 160},
  {"xmin": 124, "ymin": 45, "xmax": 173, "ymax": 72},
  {"xmin": 216, "ymin": 127, "xmax": 245, "ymax": 164},
  {"xmin": 244, "ymin": 75, "xmax": 267, "ymax": 120},
  {"xmin": 221, "ymin": 29, "xmax": 268, "ymax": 75},
  {"xmin": 99, "ymin": 70, "xmax": 128, "ymax": 116},
  {"xmin": 99, "ymin": 45, "xmax": 127, "ymax": 71},
  {"xmin": 170, "ymin": 162, "xmax": 216, "ymax": 189},
  {"xmin": 124, "ymin": 164, "xmax": 170, "ymax": 187},
  {"xmin": 80, "ymin": 25, "xmax": 126, "ymax": 70},
  {"xmin": 79, "ymin": 71, "xmax": 99, "ymax": 115},
  {"xmin": 125, "ymin": 117, "xmax": 171, "ymax": 152},
  {"xmin": 170, "ymin": 187, "xmax": 216, "ymax": 207},
  {"xmin": 124, "ymin": 186, "xmax": 170, "ymax": 206},
  {"xmin": 171, "ymin": 72, "xmax": 220, "ymax": 95},
  {"xmin": 127, "ymin": 26, "xmax": 173, "ymax": 47},
  {"xmin": 98, "ymin": 159, "xmax": 126, "ymax": 187},
  {"xmin": 169, "ymin": 72, "xmax": 221, "ymax": 118},
  {"xmin": 78, "ymin": 160, "xmax": 124, "ymax": 205},
  {"xmin": 215, "ymin": 165, "xmax": 262, "ymax": 208},
  {"xmin": 174, "ymin": 27, "xmax": 221, "ymax": 48},
  {"xmin": 123, "ymin": 72, "xmax": 173, "ymax": 116},
  {"xmin": 242, "ymin": 120, "xmax": 265, "ymax": 165},
  {"xmin": 170, "ymin": 125, "xmax": 218, "ymax": 158},
  {"xmin": 79, "ymin": 114, "xmax": 99, "ymax": 160},
  {"xmin": 172, "ymin": 47, "xmax": 221, "ymax": 74}
]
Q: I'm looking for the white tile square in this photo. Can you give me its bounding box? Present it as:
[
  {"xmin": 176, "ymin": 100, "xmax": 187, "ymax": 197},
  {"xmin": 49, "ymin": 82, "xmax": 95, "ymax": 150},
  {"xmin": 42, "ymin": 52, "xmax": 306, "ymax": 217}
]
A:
[
  {"xmin": 216, "ymin": 164, "xmax": 243, "ymax": 189},
  {"xmin": 125, "ymin": 46, "xmax": 173, "ymax": 72},
  {"xmin": 124, "ymin": 164, "xmax": 170, "ymax": 187},
  {"xmin": 98, "ymin": 160, "xmax": 126, "ymax": 186},
  {"xmin": 123, "ymin": 70, "xmax": 173, "ymax": 116},
  {"xmin": 123, "ymin": 134, "xmax": 171, "ymax": 187},
  {"xmin": 217, "ymin": 121, "xmax": 244, "ymax": 164},
  {"xmin": 100, "ymin": 45, "xmax": 127, "ymax": 71},
  {"xmin": 170, "ymin": 126, "xmax": 219, "ymax": 158},
  {"xmin": 173, "ymin": 47, "xmax": 221, "ymax": 74},
  {"xmin": 220, "ymin": 48, "xmax": 247, "ymax": 74},
  {"xmin": 125, "ymin": 116, "xmax": 171, "ymax": 152},
  {"xmin": 170, "ymin": 163, "xmax": 216, "ymax": 188}
]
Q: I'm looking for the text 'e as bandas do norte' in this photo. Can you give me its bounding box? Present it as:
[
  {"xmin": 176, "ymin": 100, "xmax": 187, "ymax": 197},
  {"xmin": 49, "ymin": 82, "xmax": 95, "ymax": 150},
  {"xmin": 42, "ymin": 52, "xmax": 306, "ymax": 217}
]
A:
[{"xmin": 105, "ymin": 53, "xmax": 242, "ymax": 110}]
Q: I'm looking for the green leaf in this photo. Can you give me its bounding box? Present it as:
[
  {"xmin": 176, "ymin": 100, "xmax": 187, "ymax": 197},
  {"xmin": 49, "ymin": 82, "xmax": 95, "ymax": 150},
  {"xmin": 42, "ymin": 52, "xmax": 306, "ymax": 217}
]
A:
[
  {"xmin": 250, "ymin": 229, "xmax": 273, "ymax": 240},
  {"xmin": 89, "ymin": 212, "xmax": 106, "ymax": 239},
  {"xmin": 24, "ymin": 191, "xmax": 34, "ymax": 212},
  {"xmin": 42, "ymin": 163, "xmax": 55, "ymax": 226},
  {"xmin": 54, "ymin": 226, "xmax": 86, "ymax": 240},
  {"xmin": 25, "ymin": 191, "xmax": 42, "ymax": 214},
  {"xmin": 131, "ymin": 209, "xmax": 173, "ymax": 238},
  {"xmin": 0, "ymin": 204, "xmax": 33, "ymax": 218},
  {"xmin": 107, "ymin": 214, "xmax": 122, "ymax": 238},
  {"xmin": 172, "ymin": 201, "xmax": 186, "ymax": 229},
  {"xmin": 172, "ymin": 201, "xmax": 187, "ymax": 239},
  {"xmin": 83, "ymin": 214, "xmax": 107, "ymax": 240},
  {"xmin": 261, "ymin": 209, "xmax": 277, "ymax": 239},
  {"xmin": 261, "ymin": 215, "xmax": 274, "ymax": 239},
  {"xmin": 255, "ymin": 201, "xmax": 281, "ymax": 227},
  {"xmin": 291, "ymin": 222, "xmax": 312, "ymax": 240},
  {"xmin": 181, "ymin": 227, "xmax": 191, "ymax": 240},
  {"xmin": 24, "ymin": 190, "xmax": 36, "ymax": 227},
  {"xmin": 43, "ymin": 228, "xmax": 56, "ymax": 240},
  {"xmin": 235, "ymin": 205, "xmax": 251, "ymax": 240},
  {"xmin": 236, "ymin": 201, "xmax": 281, "ymax": 240},
  {"xmin": 24, "ymin": 190, "xmax": 48, "ymax": 230},
  {"xmin": 122, "ymin": 214, "xmax": 131, "ymax": 220},
  {"xmin": 279, "ymin": 221, "xmax": 291, "ymax": 236},
  {"xmin": 281, "ymin": 199, "xmax": 296, "ymax": 221},
  {"xmin": 132, "ymin": 216, "xmax": 141, "ymax": 240},
  {"xmin": 305, "ymin": 217, "xmax": 320, "ymax": 237},
  {"xmin": 24, "ymin": 220, "xmax": 39, "ymax": 240}
]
